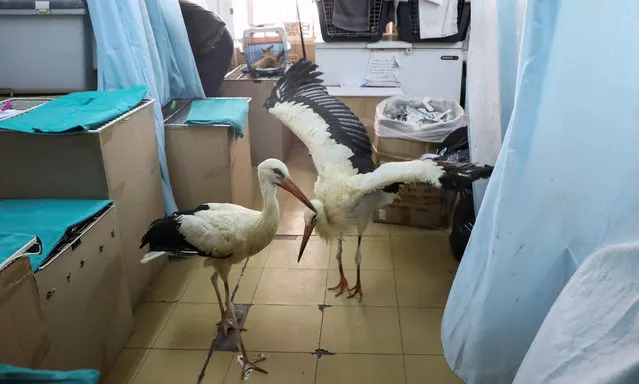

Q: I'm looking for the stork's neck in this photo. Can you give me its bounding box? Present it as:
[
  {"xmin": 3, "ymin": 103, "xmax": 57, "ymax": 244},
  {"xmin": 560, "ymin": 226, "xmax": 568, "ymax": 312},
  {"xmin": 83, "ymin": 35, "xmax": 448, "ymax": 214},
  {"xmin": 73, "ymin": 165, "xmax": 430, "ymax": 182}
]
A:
[{"xmin": 259, "ymin": 181, "xmax": 280, "ymax": 224}]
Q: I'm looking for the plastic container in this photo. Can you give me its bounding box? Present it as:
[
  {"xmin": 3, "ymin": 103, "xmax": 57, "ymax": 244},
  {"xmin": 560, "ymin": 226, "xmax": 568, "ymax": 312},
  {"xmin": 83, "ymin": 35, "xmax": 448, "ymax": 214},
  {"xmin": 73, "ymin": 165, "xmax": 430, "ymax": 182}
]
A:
[
  {"xmin": 316, "ymin": 0, "xmax": 392, "ymax": 42},
  {"xmin": 396, "ymin": 0, "xmax": 470, "ymax": 43},
  {"xmin": 242, "ymin": 24, "xmax": 290, "ymax": 77}
]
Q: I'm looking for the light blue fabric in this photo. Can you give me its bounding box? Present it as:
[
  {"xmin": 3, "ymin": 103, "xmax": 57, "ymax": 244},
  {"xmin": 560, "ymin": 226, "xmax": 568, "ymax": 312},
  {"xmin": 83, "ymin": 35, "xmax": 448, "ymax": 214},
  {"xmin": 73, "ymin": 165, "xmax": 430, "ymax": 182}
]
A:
[
  {"xmin": 186, "ymin": 98, "xmax": 250, "ymax": 139},
  {"xmin": 0, "ymin": 200, "xmax": 112, "ymax": 271},
  {"xmin": 0, "ymin": 364, "xmax": 99, "ymax": 383},
  {"xmin": 86, "ymin": 0, "xmax": 205, "ymax": 215},
  {"xmin": 442, "ymin": 1, "xmax": 639, "ymax": 383},
  {"xmin": 0, "ymin": 86, "xmax": 147, "ymax": 134},
  {"xmin": 0, "ymin": 233, "xmax": 40, "ymax": 259}
]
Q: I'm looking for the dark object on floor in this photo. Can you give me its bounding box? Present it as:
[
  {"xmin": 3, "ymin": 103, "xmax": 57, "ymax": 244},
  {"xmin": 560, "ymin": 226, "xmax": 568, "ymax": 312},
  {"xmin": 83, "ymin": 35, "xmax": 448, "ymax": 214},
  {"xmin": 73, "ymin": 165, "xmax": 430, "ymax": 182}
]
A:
[
  {"xmin": 212, "ymin": 304, "xmax": 251, "ymax": 352},
  {"xmin": 449, "ymin": 188, "xmax": 475, "ymax": 261},
  {"xmin": 179, "ymin": 0, "xmax": 234, "ymax": 97},
  {"xmin": 436, "ymin": 126, "xmax": 476, "ymax": 262}
]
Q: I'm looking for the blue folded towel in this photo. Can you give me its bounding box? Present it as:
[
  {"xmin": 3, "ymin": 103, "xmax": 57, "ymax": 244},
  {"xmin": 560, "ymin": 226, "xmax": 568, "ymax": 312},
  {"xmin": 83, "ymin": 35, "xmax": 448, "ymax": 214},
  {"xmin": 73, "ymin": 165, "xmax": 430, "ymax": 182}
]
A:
[
  {"xmin": 0, "ymin": 86, "xmax": 148, "ymax": 134},
  {"xmin": 186, "ymin": 98, "xmax": 250, "ymax": 139},
  {"xmin": 0, "ymin": 365, "xmax": 100, "ymax": 383},
  {"xmin": 0, "ymin": 233, "xmax": 41, "ymax": 260},
  {"xmin": 0, "ymin": 199, "xmax": 112, "ymax": 271}
]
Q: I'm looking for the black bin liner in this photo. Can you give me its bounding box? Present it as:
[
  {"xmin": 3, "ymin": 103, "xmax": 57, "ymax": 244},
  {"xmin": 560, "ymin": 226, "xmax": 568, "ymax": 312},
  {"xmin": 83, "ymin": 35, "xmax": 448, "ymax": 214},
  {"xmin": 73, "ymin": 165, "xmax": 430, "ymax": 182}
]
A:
[{"xmin": 436, "ymin": 126, "xmax": 475, "ymax": 262}]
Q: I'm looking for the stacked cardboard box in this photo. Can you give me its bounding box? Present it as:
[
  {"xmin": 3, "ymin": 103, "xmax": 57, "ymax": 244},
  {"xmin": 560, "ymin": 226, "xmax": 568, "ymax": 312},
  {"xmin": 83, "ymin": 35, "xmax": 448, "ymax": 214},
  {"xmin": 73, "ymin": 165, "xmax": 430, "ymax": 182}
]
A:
[{"xmin": 372, "ymin": 133, "xmax": 455, "ymax": 229}]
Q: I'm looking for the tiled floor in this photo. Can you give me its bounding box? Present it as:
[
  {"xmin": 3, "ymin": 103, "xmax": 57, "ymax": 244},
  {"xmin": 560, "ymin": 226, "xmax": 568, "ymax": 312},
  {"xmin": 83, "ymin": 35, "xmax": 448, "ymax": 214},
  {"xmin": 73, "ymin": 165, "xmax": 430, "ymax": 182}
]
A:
[{"xmin": 103, "ymin": 146, "xmax": 463, "ymax": 384}]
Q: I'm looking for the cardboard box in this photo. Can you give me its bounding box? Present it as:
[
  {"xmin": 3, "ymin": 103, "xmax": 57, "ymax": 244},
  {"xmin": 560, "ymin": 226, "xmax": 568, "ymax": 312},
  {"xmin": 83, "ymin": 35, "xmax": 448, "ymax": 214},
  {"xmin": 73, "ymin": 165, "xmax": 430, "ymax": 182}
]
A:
[
  {"xmin": 165, "ymin": 103, "xmax": 254, "ymax": 210},
  {"xmin": 0, "ymin": 257, "xmax": 56, "ymax": 369},
  {"xmin": 221, "ymin": 66, "xmax": 294, "ymax": 164},
  {"xmin": 0, "ymin": 99, "xmax": 166, "ymax": 307},
  {"xmin": 35, "ymin": 204, "xmax": 133, "ymax": 373},
  {"xmin": 372, "ymin": 141, "xmax": 454, "ymax": 229}
]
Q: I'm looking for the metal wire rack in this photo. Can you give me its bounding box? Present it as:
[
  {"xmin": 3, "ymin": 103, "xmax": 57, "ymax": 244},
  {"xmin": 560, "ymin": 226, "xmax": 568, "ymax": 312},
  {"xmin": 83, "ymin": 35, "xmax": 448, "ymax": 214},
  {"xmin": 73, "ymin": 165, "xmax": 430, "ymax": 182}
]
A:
[{"xmin": 316, "ymin": 0, "xmax": 389, "ymax": 41}]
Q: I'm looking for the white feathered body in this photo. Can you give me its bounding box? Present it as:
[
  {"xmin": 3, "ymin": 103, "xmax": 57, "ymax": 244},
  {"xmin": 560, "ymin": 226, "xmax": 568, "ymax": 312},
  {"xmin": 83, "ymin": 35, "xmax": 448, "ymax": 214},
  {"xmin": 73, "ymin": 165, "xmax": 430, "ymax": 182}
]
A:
[
  {"xmin": 271, "ymin": 101, "xmax": 445, "ymax": 240},
  {"xmin": 181, "ymin": 203, "xmax": 278, "ymax": 268}
]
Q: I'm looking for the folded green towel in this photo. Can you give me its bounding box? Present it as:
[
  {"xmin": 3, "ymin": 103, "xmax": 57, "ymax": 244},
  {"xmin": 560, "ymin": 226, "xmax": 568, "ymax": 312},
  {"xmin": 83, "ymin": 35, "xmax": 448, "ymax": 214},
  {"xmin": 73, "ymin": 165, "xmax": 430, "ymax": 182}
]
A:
[
  {"xmin": 186, "ymin": 98, "xmax": 250, "ymax": 139},
  {"xmin": 0, "ymin": 86, "xmax": 147, "ymax": 134},
  {"xmin": 0, "ymin": 365, "xmax": 99, "ymax": 383},
  {"xmin": 0, "ymin": 199, "xmax": 113, "ymax": 271}
]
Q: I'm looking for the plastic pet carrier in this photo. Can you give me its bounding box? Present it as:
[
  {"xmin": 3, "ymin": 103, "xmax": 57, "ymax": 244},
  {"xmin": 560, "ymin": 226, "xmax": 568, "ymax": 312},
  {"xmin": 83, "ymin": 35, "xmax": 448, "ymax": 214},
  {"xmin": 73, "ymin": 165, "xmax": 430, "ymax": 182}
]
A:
[
  {"xmin": 396, "ymin": 0, "xmax": 470, "ymax": 43},
  {"xmin": 242, "ymin": 24, "xmax": 290, "ymax": 77},
  {"xmin": 316, "ymin": 0, "xmax": 392, "ymax": 42}
]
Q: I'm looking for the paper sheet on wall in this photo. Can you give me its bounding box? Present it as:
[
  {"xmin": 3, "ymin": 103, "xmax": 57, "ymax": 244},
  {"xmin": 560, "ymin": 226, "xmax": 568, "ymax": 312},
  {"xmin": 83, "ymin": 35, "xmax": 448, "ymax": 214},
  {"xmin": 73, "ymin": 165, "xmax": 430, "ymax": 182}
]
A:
[{"xmin": 366, "ymin": 52, "xmax": 401, "ymax": 87}]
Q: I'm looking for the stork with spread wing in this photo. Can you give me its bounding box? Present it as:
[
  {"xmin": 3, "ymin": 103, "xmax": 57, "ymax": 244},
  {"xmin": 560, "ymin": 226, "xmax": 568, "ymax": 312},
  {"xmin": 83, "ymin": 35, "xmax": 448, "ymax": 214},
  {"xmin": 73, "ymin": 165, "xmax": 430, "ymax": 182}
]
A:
[{"xmin": 264, "ymin": 59, "xmax": 493, "ymax": 301}]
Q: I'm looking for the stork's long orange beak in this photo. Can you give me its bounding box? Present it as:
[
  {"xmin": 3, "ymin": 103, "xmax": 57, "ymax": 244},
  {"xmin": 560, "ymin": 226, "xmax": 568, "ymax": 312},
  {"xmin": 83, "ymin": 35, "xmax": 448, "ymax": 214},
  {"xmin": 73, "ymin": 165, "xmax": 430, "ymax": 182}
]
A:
[
  {"xmin": 277, "ymin": 177, "xmax": 316, "ymax": 213},
  {"xmin": 298, "ymin": 224, "xmax": 314, "ymax": 262}
]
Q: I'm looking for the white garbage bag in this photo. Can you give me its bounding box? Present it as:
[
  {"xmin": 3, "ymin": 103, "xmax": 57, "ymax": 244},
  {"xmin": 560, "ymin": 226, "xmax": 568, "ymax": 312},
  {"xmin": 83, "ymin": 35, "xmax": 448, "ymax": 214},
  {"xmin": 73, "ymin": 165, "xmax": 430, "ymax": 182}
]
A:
[{"xmin": 374, "ymin": 96, "xmax": 466, "ymax": 143}]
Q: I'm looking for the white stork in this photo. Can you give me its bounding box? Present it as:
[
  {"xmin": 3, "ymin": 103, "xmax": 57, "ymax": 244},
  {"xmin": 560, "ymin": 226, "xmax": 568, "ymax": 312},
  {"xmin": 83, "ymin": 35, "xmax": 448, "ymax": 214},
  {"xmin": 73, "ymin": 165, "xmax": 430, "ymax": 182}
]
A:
[
  {"xmin": 138, "ymin": 158, "xmax": 315, "ymax": 379},
  {"xmin": 264, "ymin": 60, "xmax": 494, "ymax": 302}
]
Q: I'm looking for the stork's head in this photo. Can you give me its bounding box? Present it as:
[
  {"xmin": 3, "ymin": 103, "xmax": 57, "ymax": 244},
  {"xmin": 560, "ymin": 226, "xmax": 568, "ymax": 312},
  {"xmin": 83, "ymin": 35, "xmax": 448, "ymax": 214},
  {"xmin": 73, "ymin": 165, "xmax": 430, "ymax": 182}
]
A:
[
  {"xmin": 298, "ymin": 199, "xmax": 325, "ymax": 262},
  {"xmin": 257, "ymin": 159, "xmax": 316, "ymax": 213}
]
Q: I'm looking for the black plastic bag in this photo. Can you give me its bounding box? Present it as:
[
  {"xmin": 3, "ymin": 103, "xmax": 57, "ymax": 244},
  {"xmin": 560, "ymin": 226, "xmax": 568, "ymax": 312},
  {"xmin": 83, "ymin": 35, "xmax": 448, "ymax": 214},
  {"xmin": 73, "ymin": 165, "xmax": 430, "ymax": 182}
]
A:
[{"xmin": 436, "ymin": 126, "xmax": 475, "ymax": 262}]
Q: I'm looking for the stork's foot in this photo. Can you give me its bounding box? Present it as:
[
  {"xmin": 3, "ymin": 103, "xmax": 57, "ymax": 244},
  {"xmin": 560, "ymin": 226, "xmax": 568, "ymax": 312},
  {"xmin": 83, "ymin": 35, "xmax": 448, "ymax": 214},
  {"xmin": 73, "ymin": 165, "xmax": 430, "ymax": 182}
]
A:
[
  {"xmin": 238, "ymin": 353, "xmax": 268, "ymax": 380},
  {"xmin": 217, "ymin": 311, "xmax": 247, "ymax": 337},
  {"xmin": 328, "ymin": 276, "xmax": 350, "ymax": 297},
  {"xmin": 347, "ymin": 282, "xmax": 363, "ymax": 303}
]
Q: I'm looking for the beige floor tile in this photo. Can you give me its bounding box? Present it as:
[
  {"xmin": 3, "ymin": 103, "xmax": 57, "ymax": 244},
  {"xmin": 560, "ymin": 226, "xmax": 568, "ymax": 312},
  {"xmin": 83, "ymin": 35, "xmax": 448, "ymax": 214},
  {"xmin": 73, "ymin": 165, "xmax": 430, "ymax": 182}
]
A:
[
  {"xmin": 325, "ymin": 270, "xmax": 397, "ymax": 307},
  {"xmin": 242, "ymin": 305, "xmax": 322, "ymax": 352},
  {"xmin": 181, "ymin": 268, "xmax": 262, "ymax": 304},
  {"xmin": 143, "ymin": 257, "xmax": 200, "ymax": 303},
  {"xmin": 400, "ymin": 307, "xmax": 445, "ymax": 355},
  {"xmin": 364, "ymin": 221, "xmax": 392, "ymax": 236},
  {"xmin": 395, "ymin": 269, "xmax": 454, "ymax": 307},
  {"xmin": 231, "ymin": 247, "xmax": 270, "ymax": 269},
  {"xmin": 328, "ymin": 237, "xmax": 393, "ymax": 270},
  {"xmin": 253, "ymin": 269, "xmax": 327, "ymax": 305},
  {"xmin": 265, "ymin": 238, "xmax": 331, "ymax": 269},
  {"xmin": 133, "ymin": 349, "xmax": 232, "ymax": 384},
  {"xmin": 390, "ymin": 224, "xmax": 450, "ymax": 237},
  {"xmin": 127, "ymin": 303, "xmax": 176, "ymax": 348},
  {"xmin": 391, "ymin": 236, "xmax": 458, "ymax": 272},
  {"xmin": 320, "ymin": 306, "xmax": 403, "ymax": 354},
  {"xmin": 316, "ymin": 354, "xmax": 405, "ymax": 384},
  {"xmin": 277, "ymin": 212, "xmax": 306, "ymax": 235},
  {"xmin": 343, "ymin": 221, "xmax": 390, "ymax": 237},
  {"xmin": 102, "ymin": 348, "xmax": 149, "ymax": 384},
  {"xmin": 224, "ymin": 352, "xmax": 316, "ymax": 384},
  {"xmin": 154, "ymin": 303, "xmax": 219, "ymax": 350},
  {"xmin": 405, "ymin": 355, "xmax": 464, "ymax": 384}
]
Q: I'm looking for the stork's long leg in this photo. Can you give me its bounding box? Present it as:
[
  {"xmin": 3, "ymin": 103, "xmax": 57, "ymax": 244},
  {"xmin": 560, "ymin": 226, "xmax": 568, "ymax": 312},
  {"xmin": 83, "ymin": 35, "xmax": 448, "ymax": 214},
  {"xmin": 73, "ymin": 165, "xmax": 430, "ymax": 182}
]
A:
[
  {"xmin": 214, "ymin": 269, "xmax": 245, "ymax": 336},
  {"xmin": 211, "ymin": 272, "xmax": 226, "ymax": 321},
  {"xmin": 328, "ymin": 238, "xmax": 349, "ymax": 296},
  {"xmin": 347, "ymin": 235, "xmax": 363, "ymax": 302},
  {"xmin": 222, "ymin": 274, "xmax": 268, "ymax": 379}
]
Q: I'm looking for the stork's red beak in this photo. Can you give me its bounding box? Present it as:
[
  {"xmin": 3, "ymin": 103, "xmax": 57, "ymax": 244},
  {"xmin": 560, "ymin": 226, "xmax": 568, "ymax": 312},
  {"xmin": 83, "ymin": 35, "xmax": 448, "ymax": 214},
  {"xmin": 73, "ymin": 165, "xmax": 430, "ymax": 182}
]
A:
[
  {"xmin": 298, "ymin": 224, "xmax": 314, "ymax": 262},
  {"xmin": 277, "ymin": 177, "xmax": 316, "ymax": 213}
]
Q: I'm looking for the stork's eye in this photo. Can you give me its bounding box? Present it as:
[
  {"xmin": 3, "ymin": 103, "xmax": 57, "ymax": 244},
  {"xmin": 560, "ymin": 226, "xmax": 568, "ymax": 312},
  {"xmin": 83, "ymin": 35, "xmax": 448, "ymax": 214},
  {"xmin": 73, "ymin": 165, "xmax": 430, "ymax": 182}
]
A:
[{"xmin": 273, "ymin": 168, "xmax": 284, "ymax": 177}]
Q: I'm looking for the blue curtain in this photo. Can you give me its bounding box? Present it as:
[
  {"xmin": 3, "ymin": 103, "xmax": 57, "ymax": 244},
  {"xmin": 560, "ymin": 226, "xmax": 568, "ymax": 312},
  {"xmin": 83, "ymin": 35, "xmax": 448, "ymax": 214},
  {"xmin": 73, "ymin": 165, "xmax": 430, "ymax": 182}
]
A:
[
  {"xmin": 87, "ymin": 0, "xmax": 205, "ymax": 215},
  {"xmin": 444, "ymin": 0, "xmax": 639, "ymax": 382}
]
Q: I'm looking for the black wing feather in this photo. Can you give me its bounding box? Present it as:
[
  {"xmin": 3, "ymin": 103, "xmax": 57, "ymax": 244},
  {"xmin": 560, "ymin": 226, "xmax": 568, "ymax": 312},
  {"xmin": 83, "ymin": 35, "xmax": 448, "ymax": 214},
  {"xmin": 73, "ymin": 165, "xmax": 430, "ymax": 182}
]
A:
[
  {"xmin": 265, "ymin": 59, "xmax": 380, "ymax": 177},
  {"xmin": 139, "ymin": 205, "xmax": 232, "ymax": 259}
]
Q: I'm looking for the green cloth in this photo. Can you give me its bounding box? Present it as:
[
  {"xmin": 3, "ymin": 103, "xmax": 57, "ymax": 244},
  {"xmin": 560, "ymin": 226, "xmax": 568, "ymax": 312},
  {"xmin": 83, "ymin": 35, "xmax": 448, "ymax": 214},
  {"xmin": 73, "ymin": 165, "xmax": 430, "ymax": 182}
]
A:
[
  {"xmin": 0, "ymin": 365, "xmax": 99, "ymax": 383},
  {"xmin": 0, "ymin": 86, "xmax": 147, "ymax": 134},
  {"xmin": 0, "ymin": 199, "xmax": 113, "ymax": 271},
  {"xmin": 186, "ymin": 97, "xmax": 250, "ymax": 139}
]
